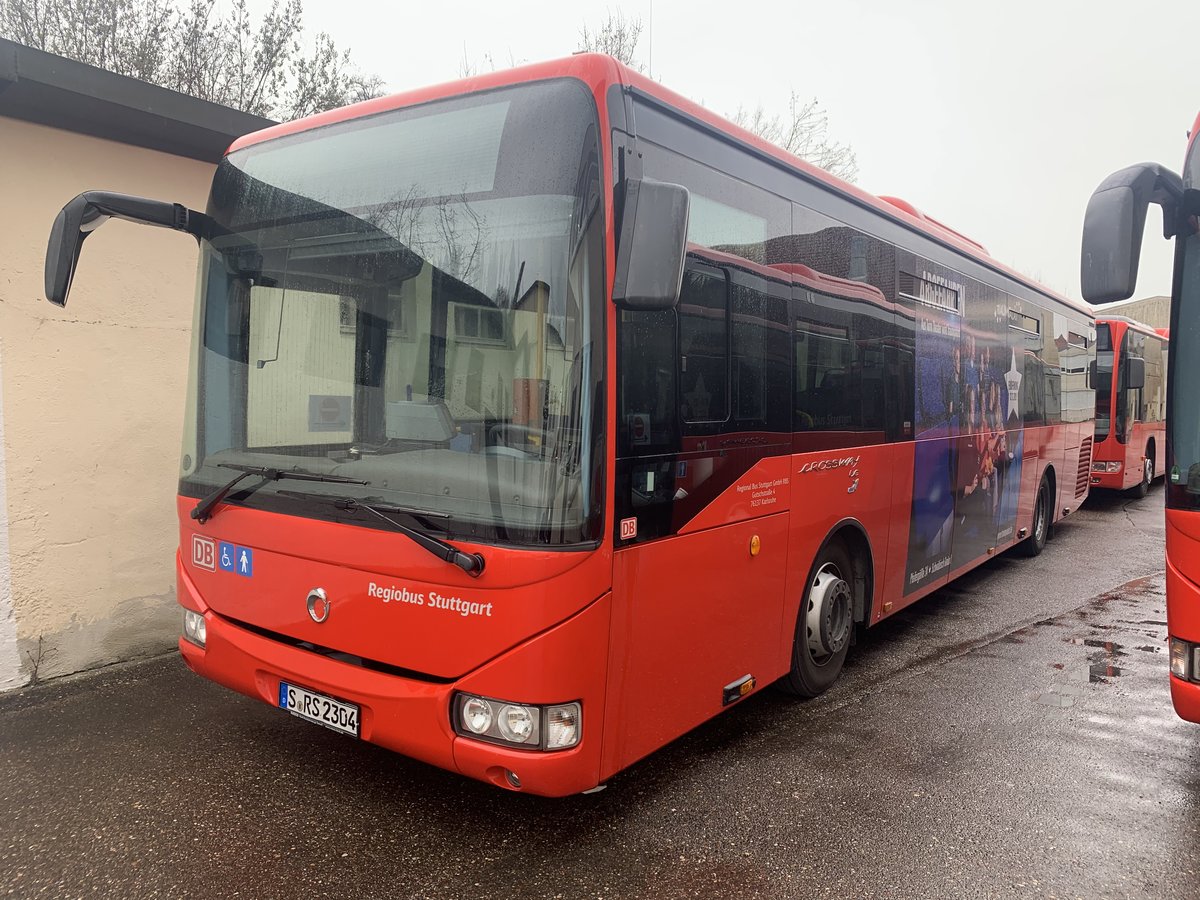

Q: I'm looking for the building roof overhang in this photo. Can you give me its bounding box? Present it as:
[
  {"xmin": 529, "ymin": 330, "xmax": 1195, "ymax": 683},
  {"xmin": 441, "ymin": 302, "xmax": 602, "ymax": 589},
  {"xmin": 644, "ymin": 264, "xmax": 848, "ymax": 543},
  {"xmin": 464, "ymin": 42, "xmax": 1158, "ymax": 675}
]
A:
[{"xmin": 0, "ymin": 37, "xmax": 274, "ymax": 162}]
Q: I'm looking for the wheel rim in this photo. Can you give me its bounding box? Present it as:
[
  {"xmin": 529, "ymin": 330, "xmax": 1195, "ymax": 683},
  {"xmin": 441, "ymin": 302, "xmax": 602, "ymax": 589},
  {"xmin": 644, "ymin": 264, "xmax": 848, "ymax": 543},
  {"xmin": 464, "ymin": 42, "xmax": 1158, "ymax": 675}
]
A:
[
  {"xmin": 805, "ymin": 562, "xmax": 852, "ymax": 666},
  {"xmin": 1145, "ymin": 457, "xmax": 1153, "ymax": 485},
  {"xmin": 1034, "ymin": 490, "xmax": 1046, "ymax": 543}
]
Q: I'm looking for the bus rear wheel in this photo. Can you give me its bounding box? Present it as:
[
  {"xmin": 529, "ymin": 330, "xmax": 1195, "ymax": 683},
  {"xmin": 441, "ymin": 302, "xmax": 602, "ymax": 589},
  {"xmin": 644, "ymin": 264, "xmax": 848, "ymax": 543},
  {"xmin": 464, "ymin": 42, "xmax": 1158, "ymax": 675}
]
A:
[
  {"xmin": 781, "ymin": 541, "xmax": 855, "ymax": 698},
  {"xmin": 1020, "ymin": 479, "xmax": 1050, "ymax": 557}
]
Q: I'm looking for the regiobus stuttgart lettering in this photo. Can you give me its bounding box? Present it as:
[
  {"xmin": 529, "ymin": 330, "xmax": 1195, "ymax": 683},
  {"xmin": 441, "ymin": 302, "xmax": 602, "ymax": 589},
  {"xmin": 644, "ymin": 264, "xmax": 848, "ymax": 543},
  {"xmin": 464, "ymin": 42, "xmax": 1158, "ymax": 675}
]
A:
[{"xmin": 367, "ymin": 582, "xmax": 494, "ymax": 618}]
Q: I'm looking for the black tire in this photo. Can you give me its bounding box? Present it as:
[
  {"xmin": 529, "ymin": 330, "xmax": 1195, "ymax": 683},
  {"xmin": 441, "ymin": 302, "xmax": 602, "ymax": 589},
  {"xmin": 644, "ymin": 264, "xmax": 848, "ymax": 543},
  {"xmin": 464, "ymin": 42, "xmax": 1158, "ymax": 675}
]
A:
[
  {"xmin": 780, "ymin": 540, "xmax": 856, "ymax": 698},
  {"xmin": 1020, "ymin": 478, "xmax": 1050, "ymax": 557},
  {"xmin": 1128, "ymin": 453, "xmax": 1152, "ymax": 499}
]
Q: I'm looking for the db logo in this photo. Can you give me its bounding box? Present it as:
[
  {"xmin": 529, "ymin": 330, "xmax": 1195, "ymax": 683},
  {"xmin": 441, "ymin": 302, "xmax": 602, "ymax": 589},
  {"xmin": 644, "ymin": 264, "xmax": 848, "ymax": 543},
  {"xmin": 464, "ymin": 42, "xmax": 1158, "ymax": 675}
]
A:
[
  {"xmin": 620, "ymin": 517, "xmax": 638, "ymax": 540},
  {"xmin": 192, "ymin": 534, "xmax": 216, "ymax": 571}
]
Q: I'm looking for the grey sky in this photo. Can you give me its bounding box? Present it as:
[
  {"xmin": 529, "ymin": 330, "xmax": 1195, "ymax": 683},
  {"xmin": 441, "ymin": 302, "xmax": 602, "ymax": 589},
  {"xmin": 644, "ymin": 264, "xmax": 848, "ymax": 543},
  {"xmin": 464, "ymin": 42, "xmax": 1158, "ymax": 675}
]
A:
[{"xmin": 256, "ymin": 0, "xmax": 1198, "ymax": 302}]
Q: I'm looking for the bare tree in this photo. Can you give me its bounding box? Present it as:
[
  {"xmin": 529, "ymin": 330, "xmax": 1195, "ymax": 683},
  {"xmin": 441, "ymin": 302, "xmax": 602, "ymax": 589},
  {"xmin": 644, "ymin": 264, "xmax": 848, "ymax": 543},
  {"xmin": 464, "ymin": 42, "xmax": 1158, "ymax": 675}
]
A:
[
  {"xmin": 577, "ymin": 10, "xmax": 644, "ymax": 71},
  {"xmin": 732, "ymin": 92, "xmax": 859, "ymax": 183},
  {"xmin": 285, "ymin": 31, "xmax": 384, "ymax": 120},
  {"xmin": 0, "ymin": 0, "xmax": 384, "ymax": 120},
  {"xmin": 575, "ymin": 12, "xmax": 856, "ymax": 181}
]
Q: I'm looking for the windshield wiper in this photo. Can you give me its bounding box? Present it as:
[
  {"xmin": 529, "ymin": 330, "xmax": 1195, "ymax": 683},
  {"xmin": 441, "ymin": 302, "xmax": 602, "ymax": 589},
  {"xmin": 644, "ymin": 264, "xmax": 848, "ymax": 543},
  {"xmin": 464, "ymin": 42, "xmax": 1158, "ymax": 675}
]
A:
[
  {"xmin": 277, "ymin": 490, "xmax": 485, "ymax": 576},
  {"xmin": 191, "ymin": 464, "xmax": 370, "ymax": 524}
]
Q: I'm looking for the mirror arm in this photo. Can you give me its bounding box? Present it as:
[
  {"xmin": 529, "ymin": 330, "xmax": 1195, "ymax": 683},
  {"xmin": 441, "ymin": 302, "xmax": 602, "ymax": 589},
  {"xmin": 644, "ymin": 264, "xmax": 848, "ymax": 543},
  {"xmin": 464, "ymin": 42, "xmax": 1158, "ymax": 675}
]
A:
[
  {"xmin": 1094, "ymin": 163, "xmax": 1185, "ymax": 237},
  {"xmin": 78, "ymin": 191, "xmax": 213, "ymax": 241}
]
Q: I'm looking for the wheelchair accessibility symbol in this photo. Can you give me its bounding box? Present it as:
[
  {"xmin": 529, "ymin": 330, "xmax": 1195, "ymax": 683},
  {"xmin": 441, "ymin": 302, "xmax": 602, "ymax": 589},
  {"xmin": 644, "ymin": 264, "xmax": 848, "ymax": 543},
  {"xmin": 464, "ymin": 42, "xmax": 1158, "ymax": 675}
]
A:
[{"xmin": 217, "ymin": 542, "xmax": 253, "ymax": 577}]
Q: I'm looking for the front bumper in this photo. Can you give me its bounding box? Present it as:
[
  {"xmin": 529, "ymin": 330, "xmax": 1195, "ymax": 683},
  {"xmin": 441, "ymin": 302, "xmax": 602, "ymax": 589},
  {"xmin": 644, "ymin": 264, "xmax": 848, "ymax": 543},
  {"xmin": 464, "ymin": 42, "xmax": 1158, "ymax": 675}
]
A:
[
  {"xmin": 1090, "ymin": 462, "xmax": 1131, "ymax": 490},
  {"xmin": 177, "ymin": 560, "xmax": 611, "ymax": 796},
  {"xmin": 1166, "ymin": 558, "xmax": 1200, "ymax": 724}
]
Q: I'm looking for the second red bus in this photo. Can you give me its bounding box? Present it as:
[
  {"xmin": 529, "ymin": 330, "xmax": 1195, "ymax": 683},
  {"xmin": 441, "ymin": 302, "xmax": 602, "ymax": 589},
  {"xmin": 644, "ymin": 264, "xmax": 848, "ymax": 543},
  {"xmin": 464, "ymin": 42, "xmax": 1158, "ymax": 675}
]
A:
[{"xmin": 1090, "ymin": 316, "xmax": 1168, "ymax": 496}]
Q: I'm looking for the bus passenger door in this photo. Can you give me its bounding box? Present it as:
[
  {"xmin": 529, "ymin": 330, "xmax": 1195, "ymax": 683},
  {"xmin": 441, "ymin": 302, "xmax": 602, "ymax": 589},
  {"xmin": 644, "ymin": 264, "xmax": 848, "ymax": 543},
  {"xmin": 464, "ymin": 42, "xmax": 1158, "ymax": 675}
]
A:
[{"xmin": 604, "ymin": 259, "xmax": 793, "ymax": 775}]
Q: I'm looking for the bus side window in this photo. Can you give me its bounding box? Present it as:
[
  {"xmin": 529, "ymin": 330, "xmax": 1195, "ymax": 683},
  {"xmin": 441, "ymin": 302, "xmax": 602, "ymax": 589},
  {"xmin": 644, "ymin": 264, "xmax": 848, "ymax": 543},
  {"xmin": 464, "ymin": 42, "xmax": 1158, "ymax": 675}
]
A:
[
  {"xmin": 794, "ymin": 292, "xmax": 854, "ymax": 433},
  {"xmin": 732, "ymin": 281, "xmax": 790, "ymax": 433},
  {"xmin": 1018, "ymin": 306, "xmax": 1045, "ymax": 427},
  {"xmin": 1144, "ymin": 336, "xmax": 1165, "ymax": 422},
  {"xmin": 617, "ymin": 308, "xmax": 677, "ymax": 456},
  {"xmin": 678, "ymin": 266, "xmax": 729, "ymax": 426}
]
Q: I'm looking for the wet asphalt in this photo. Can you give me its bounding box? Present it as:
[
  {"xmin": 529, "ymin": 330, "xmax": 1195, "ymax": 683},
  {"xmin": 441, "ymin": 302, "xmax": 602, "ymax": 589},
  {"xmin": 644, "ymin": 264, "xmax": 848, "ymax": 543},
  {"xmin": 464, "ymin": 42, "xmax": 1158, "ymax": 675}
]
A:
[{"xmin": 1, "ymin": 484, "xmax": 1196, "ymax": 899}]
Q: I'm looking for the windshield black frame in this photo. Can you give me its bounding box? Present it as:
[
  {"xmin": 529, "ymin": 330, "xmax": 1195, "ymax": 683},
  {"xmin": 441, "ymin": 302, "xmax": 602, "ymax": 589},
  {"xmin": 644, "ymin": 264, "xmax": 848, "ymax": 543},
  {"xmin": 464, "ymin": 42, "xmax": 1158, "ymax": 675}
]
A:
[
  {"xmin": 178, "ymin": 78, "xmax": 607, "ymax": 548},
  {"xmin": 1094, "ymin": 322, "xmax": 1115, "ymax": 442},
  {"xmin": 1168, "ymin": 191, "xmax": 1200, "ymax": 508}
]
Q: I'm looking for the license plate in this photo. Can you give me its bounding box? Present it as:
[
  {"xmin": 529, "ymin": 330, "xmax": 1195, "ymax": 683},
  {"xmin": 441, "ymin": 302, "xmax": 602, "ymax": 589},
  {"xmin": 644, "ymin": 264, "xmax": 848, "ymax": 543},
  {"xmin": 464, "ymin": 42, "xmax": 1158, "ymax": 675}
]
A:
[{"xmin": 278, "ymin": 682, "xmax": 360, "ymax": 737}]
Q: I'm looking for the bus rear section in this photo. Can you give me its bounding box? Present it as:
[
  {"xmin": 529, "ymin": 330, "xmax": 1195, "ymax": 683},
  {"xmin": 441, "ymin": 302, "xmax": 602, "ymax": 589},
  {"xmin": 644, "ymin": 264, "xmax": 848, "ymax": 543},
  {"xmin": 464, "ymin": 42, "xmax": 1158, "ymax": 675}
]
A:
[{"xmin": 1089, "ymin": 317, "xmax": 1167, "ymax": 495}]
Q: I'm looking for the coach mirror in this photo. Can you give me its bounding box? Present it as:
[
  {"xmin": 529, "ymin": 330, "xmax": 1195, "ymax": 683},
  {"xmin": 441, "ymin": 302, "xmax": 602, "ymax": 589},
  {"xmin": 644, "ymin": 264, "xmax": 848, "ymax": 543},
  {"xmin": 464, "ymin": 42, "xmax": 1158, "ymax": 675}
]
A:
[
  {"xmin": 45, "ymin": 191, "xmax": 207, "ymax": 307},
  {"xmin": 1081, "ymin": 163, "xmax": 1183, "ymax": 305},
  {"xmin": 1125, "ymin": 356, "xmax": 1146, "ymax": 391},
  {"xmin": 612, "ymin": 178, "xmax": 690, "ymax": 311}
]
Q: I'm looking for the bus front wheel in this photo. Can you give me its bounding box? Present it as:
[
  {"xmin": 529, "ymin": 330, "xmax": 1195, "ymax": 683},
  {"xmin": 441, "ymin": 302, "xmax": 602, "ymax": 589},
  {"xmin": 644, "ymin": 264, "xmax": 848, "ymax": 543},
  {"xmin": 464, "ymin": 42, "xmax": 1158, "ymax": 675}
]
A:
[
  {"xmin": 1128, "ymin": 453, "xmax": 1153, "ymax": 499},
  {"xmin": 781, "ymin": 541, "xmax": 855, "ymax": 698}
]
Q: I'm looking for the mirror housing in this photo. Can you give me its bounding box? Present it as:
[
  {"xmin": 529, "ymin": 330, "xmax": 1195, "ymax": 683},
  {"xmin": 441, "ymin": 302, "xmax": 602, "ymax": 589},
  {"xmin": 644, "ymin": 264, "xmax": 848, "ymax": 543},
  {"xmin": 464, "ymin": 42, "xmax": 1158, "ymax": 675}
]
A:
[
  {"xmin": 1080, "ymin": 163, "xmax": 1183, "ymax": 304},
  {"xmin": 1125, "ymin": 356, "xmax": 1146, "ymax": 390},
  {"xmin": 612, "ymin": 178, "xmax": 690, "ymax": 311},
  {"xmin": 45, "ymin": 191, "xmax": 208, "ymax": 307}
]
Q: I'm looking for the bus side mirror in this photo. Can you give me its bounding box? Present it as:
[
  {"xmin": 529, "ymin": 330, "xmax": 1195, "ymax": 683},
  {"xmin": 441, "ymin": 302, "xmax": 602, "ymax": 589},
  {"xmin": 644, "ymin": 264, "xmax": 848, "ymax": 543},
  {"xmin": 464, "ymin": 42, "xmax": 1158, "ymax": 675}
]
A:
[
  {"xmin": 1080, "ymin": 163, "xmax": 1182, "ymax": 304},
  {"xmin": 1088, "ymin": 359, "xmax": 1098, "ymax": 388},
  {"xmin": 46, "ymin": 191, "xmax": 205, "ymax": 307},
  {"xmin": 612, "ymin": 178, "xmax": 690, "ymax": 311},
  {"xmin": 1125, "ymin": 356, "xmax": 1146, "ymax": 390}
]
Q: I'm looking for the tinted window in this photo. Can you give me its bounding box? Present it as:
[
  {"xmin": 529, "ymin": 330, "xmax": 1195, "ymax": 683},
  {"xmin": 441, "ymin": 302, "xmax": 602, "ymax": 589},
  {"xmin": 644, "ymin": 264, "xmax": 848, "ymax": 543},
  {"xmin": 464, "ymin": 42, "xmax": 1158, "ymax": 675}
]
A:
[
  {"xmin": 793, "ymin": 288, "xmax": 895, "ymax": 437},
  {"xmin": 732, "ymin": 281, "xmax": 790, "ymax": 431},
  {"xmin": 1014, "ymin": 305, "xmax": 1046, "ymax": 427},
  {"xmin": 679, "ymin": 267, "xmax": 729, "ymax": 424},
  {"xmin": 638, "ymin": 140, "xmax": 790, "ymax": 267},
  {"xmin": 617, "ymin": 308, "xmax": 676, "ymax": 456},
  {"xmin": 1143, "ymin": 334, "xmax": 1166, "ymax": 423}
]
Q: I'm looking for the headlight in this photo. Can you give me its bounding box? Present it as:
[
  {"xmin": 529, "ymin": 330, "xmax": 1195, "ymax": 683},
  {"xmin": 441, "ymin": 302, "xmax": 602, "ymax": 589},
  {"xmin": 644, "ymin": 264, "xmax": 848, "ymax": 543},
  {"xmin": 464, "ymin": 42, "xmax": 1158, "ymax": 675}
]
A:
[
  {"xmin": 453, "ymin": 693, "xmax": 580, "ymax": 751},
  {"xmin": 461, "ymin": 696, "xmax": 494, "ymax": 734},
  {"xmin": 497, "ymin": 704, "xmax": 537, "ymax": 743},
  {"xmin": 1091, "ymin": 461, "xmax": 1122, "ymax": 473},
  {"xmin": 1170, "ymin": 638, "xmax": 1191, "ymax": 680},
  {"xmin": 182, "ymin": 609, "xmax": 206, "ymax": 648}
]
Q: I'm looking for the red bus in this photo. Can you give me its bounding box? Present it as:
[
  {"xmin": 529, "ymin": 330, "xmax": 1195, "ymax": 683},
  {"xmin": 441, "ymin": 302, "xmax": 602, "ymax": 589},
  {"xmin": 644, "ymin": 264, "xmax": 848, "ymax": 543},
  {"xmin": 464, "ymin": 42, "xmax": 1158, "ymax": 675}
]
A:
[
  {"xmin": 1080, "ymin": 113, "xmax": 1200, "ymax": 723},
  {"xmin": 44, "ymin": 55, "xmax": 1096, "ymax": 795},
  {"xmin": 1089, "ymin": 316, "xmax": 1168, "ymax": 496}
]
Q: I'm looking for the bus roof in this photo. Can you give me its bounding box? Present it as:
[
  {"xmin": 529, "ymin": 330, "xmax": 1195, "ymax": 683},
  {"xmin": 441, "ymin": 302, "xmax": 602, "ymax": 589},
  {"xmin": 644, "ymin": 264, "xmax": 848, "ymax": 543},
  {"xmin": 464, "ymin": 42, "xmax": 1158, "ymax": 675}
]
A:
[
  {"xmin": 226, "ymin": 52, "xmax": 1091, "ymax": 319},
  {"xmin": 1095, "ymin": 314, "xmax": 1170, "ymax": 342}
]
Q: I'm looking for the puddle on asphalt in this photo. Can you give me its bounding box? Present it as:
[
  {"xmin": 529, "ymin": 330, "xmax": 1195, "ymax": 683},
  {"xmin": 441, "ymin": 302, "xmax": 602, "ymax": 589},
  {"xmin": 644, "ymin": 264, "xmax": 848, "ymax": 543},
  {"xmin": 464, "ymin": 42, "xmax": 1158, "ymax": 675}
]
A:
[
  {"xmin": 1088, "ymin": 663, "xmax": 1123, "ymax": 683},
  {"xmin": 1134, "ymin": 645, "xmax": 1162, "ymax": 654},
  {"xmin": 1062, "ymin": 638, "xmax": 1128, "ymax": 655},
  {"xmin": 1049, "ymin": 638, "xmax": 1129, "ymax": 684}
]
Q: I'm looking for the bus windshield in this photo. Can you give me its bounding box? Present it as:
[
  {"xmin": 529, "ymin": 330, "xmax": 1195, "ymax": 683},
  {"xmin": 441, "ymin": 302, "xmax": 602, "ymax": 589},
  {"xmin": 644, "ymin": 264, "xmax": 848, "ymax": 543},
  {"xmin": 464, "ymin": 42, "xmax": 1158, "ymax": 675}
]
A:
[
  {"xmin": 1171, "ymin": 226, "xmax": 1200, "ymax": 501},
  {"xmin": 179, "ymin": 80, "xmax": 605, "ymax": 546}
]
